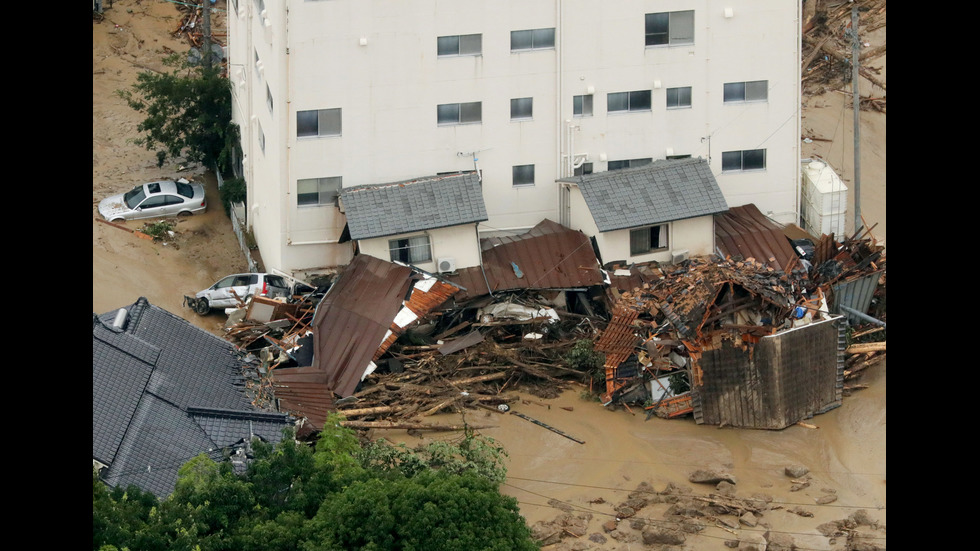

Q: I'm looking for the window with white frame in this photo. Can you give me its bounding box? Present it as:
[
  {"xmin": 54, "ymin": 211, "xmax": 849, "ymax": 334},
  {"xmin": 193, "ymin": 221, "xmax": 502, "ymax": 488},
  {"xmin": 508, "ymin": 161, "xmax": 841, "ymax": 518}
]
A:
[
  {"xmin": 297, "ymin": 108, "xmax": 342, "ymax": 137},
  {"xmin": 573, "ymin": 94, "xmax": 593, "ymax": 117},
  {"xmin": 666, "ymin": 86, "xmax": 691, "ymax": 109},
  {"xmin": 723, "ymin": 80, "xmax": 768, "ymax": 103},
  {"xmin": 645, "ymin": 11, "xmax": 694, "ymax": 46},
  {"xmin": 574, "ymin": 162, "xmax": 593, "ymax": 176},
  {"xmin": 389, "ymin": 235, "xmax": 432, "ymax": 264},
  {"xmin": 266, "ymin": 84, "xmax": 273, "ymax": 114},
  {"xmin": 511, "ymin": 97, "xmax": 533, "ymax": 120},
  {"xmin": 511, "ymin": 28, "xmax": 555, "ymax": 51},
  {"xmin": 437, "ymin": 102, "xmax": 482, "ymax": 125},
  {"xmin": 437, "ymin": 34, "xmax": 482, "ymax": 56},
  {"xmin": 721, "ymin": 149, "xmax": 766, "ymax": 172},
  {"xmin": 513, "ymin": 164, "xmax": 535, "ymax": 186},
  {"xmin": 297, "ymin": 176, "xmax": 342, "ymax": 207},
  {"xmin": 607, "ymin": 90, "xmax": 652, "ymax": 113},
  {"xmin": 630, "ymin": 224, "xmax": 669, "ymax": 255},
  {"xmin": 608, "ymin": 158, "xmax": 652, "ymax": 171}
]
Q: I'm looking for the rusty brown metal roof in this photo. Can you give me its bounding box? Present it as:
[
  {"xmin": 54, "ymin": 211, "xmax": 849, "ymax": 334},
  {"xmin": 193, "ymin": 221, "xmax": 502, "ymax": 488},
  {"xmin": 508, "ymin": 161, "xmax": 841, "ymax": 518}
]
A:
[
  {"xmin": 272, "ymin": 254, "xmax": 461, "ymax": 429},
  {"xmin": 272, "ymin": 255, "xmax": 413, "ymax": 427},
  {"xmin": 715, "ymin": 204, "xmax": 800, "ymax": 273},
  {"xmin": 446, "ymin": 219, "xmax": 605, "ymax": 302}
]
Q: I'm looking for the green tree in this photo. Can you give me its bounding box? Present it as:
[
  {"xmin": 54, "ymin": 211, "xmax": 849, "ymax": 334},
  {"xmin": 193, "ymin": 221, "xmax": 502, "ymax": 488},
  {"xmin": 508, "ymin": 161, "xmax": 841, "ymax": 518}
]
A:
[
  {"xmin": 117, "ymin": 55, "xmax": 240, "ymax": 174},
  {"xmin": 306, "ymin": 470, "xmax": 537, "ymax": 551}
]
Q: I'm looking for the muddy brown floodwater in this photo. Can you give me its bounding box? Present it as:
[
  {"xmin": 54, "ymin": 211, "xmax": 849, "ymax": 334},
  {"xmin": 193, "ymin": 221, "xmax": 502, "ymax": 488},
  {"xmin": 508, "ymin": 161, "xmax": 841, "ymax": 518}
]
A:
[{"xmin": 93, "ymin": 2, "xmax": 885, "ymax": 549}]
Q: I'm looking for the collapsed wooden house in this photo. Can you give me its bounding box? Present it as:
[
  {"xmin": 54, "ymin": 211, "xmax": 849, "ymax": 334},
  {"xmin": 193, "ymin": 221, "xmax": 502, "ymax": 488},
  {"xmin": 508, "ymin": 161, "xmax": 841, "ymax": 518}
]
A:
[{"xmin": 217, "ymin": 212, "xmax": 884, "ymax": 433}]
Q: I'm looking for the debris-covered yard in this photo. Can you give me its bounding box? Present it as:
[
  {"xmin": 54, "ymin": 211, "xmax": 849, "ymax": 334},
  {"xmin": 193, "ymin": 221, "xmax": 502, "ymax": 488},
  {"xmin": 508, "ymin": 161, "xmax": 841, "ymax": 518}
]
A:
[{"xmin": 214, "ymin": 217, "xmax": 884, "ymax": 437}]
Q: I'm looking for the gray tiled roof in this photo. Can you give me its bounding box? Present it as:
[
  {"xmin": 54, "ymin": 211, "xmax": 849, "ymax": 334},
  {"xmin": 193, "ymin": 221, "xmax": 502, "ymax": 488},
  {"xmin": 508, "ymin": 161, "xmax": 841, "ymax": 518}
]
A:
[
  {"xmin": 341, "ymin": 172, "xmax": 488, "ymax": 240},
  {"xmin": 94, "ymin": 297, "xmax": 292, "ymax": 497},
  {"xmin": 565, "ymin": 157, "xmax": 729, "ymax": 232}
]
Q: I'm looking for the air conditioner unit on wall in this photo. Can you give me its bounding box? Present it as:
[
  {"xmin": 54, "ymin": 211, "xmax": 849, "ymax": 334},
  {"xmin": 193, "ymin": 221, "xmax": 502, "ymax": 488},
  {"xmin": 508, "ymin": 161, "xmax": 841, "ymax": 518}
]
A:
[
  {"xmin": 671, "ymin": 249, "xmax": 689, "ymax": 264},
  {"xmin": 437, "ymin": 257, "xmax": 456, "ymax": 273}
]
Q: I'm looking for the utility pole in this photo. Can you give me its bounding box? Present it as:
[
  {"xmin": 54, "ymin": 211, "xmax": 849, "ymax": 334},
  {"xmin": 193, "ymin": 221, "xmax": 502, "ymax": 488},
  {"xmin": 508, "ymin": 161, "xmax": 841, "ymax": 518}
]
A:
[
  {"xmin": 850, "ymin": 2, "xmax": 861, "ymax": 232},
  {"xmin": 202, "ymin": 1, "xmax": 213, "ymax": 71}
]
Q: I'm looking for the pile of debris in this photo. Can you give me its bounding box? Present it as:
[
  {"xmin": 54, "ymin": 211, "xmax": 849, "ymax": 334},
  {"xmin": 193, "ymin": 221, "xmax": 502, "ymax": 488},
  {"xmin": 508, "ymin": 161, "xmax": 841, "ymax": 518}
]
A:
[
  {"xmin": 801, "ymin": 0, "xmax": 886, "ymax": 112},
  {"xmin": 218, "ymin": 220, "xmax": 883, "ymax": 432}
]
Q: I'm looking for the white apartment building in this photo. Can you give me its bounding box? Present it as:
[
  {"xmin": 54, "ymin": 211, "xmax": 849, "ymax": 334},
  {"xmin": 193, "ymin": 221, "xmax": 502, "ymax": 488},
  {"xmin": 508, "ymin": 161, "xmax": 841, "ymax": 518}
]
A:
[{"xmin": 226, "ymin": 0, "xmax": 801, "ymax": 275}]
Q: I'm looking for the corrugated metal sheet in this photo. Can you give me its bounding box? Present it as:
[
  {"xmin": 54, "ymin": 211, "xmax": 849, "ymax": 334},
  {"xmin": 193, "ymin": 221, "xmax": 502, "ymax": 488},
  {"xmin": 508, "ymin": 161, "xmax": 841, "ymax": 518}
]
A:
[
  {"xmin": 692, "ymin": 317, "xmax": 842, "ymax": 429},
  {"xmin": 272, "ymin": 255, "xmax": 460, "ymax": 428},
  {"xmin": 831, "ymin": 270, "xmax": 882, "ymax": 324},
  {"xmin": 715, "ymin": 204, "xmax": 800, "ymax": 273},
  {"xmin": 595, "ymin": 307, "xmax": 639, "ymax": 400},
  {"xmin": 447, "ymin": 219, "xmax": 604, "ymax": 302}
]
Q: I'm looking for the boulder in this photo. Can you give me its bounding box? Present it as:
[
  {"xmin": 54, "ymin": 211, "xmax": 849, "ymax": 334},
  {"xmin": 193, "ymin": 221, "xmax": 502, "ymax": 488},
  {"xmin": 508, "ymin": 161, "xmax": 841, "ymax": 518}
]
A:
[
  {"xmin": 689, "ymin": 469, "xmax": 737, "ymax": 485},
  {"xmin": 641, "ymin": 527, "xmax": 687, "ymax": 546},
  {"xmin": 784, "ymin": 465, "xmax": 809, "ymax": 478}
]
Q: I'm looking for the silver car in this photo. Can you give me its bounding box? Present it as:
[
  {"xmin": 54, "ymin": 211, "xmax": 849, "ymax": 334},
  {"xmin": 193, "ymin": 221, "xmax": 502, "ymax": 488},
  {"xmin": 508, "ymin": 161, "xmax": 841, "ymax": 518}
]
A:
[
  {"xmin": 190, "ymin": 273, "xmax": 292, "ymax": 314},
  {"xmin": 98, "ymin": 179, "xmax": 207, "ymax": 222}
]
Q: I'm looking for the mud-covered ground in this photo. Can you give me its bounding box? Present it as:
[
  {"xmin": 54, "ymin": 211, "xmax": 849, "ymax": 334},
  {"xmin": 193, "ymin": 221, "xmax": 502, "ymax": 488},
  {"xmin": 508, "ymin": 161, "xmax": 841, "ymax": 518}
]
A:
[{"xmin": 93, "ymin": 3, "xmax": 885, "ymax": 549}]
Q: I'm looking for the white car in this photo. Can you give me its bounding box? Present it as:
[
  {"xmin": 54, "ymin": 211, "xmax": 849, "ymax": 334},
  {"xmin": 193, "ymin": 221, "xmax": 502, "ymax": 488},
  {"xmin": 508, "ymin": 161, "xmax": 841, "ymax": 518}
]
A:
[
  {"xmin": 190, "ymin": 273, "xmax": 292, "ymax": 315},
  {"xmin": 98, "ymin": 179, "xmax": 206, "ymax": 222}
]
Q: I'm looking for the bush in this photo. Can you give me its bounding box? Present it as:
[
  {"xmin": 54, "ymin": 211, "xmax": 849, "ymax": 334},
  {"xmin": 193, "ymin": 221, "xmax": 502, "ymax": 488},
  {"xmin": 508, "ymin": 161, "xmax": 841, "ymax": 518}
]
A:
[{"xmin": 220, "ymin": 177, "xmax": 246, "ymax": 216}]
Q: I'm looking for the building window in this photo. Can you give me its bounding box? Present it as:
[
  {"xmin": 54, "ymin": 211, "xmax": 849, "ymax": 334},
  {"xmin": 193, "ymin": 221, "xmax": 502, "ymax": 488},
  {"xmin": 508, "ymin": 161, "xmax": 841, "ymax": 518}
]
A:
[
  {"xmin": 511, "ymin": 28, "xmax": 555, "ymax": 51},
  {"xmin": 297, "ymin": 108, "xmax": 342, "ymax": 137},
  {"xmin": 723, "ymin": 81, "xmax": 768, "ymax": 103},
  {"xmin": 513, "ymin": 164, "xmax": 535, "ymax": 186},
  {"xmin": 511, "ymin": 97, "xmax": 533, "ymax": 120},
  {"xmin": 608, "ymin": 158, "xmax": 652, "ymax": 171},
  {"xmin": 666, "ymin": 86, "xmax": 691, "ymax": 109},
  {"xmin": 258, "ymin": 121, "xmax": 265, "ymax": 154},
  {"xmin": 721, "ymin": 149, "xmax": 766, "ymax": 172},
  {"xmin": 389, "ymin": 235, "xmax": 432, "ymax": 264},
  {"xmin": 630, "ymin": 224, "xmax": 669, "ymax": 255},
  {"xmin": 608, "ymin": 90, "xmax": 652, "ymax": 113},
  {"xmin": 266, "ymin": 84, "xmax": 273, "ymax": 114},
  {"xmin": 574, "ymin": 162, "xmax": 593, "ymax": 176},
  {"xmin": 573, "ymin": 94, "xmax": 593, "ymax": 117},
  {"xmin": 437, "ymin": 102, "xmax": 482, "ymax": 125},
  {"xmin": 437, "ymin": 34, "xmax": 482, "ymax": 56},
  {"xmin": 645, "ymin": 11, "xmax": 694, "ymax": 46},
  {"xmin": 297, "ymin": 176, "xmax": 342, "ymax": 207}
]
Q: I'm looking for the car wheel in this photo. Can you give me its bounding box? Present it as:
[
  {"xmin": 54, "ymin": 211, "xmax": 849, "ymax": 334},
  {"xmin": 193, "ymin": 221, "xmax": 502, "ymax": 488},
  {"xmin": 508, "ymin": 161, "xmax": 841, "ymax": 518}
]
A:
[
  {"xmin": 194, "ymin": 297, "xmax": 211, "ymax": 316},
  {"xmin": 178, "ymin": 211, "xmax": 193, "ymax": 217},
  {"xmin": 110, "ymin": 217, "xmax": 125, "ymax": 223}
]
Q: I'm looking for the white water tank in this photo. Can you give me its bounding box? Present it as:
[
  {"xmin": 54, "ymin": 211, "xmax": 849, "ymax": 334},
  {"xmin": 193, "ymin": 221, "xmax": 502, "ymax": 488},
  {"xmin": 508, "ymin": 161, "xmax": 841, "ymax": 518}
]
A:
[{"xmin": 801, "ymin": 160, "xmax": 848, "ymax": 237}]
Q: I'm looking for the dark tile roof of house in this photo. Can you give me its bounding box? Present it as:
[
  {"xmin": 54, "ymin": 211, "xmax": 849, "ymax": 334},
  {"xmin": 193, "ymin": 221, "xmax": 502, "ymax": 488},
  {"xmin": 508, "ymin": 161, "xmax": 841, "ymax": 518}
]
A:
[
  {"xmin": 340, "ymin": 172, "xmax": 488, "ymax": 240},
  {"xmin": 562, "ymin": 157, "xmax": 729, "ymax": 232},
  {"xmin": 93, "ymin": 297, "xmax": 291, "ymax": 497}
]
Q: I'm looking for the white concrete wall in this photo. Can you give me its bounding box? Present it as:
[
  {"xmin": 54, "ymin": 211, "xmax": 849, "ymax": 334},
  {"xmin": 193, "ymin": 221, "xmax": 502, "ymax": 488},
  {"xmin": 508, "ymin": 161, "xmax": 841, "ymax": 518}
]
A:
[
  {"xmin": 229, "ymin": 0, "xmax": 799, "ymax": 274},
  {"xmin": 356, "ymin": 224, "xmax": 483, "ymax": 273},
  {"xmin": 565, "ymin": 184, "xmax": 715, "ymax": 265}
]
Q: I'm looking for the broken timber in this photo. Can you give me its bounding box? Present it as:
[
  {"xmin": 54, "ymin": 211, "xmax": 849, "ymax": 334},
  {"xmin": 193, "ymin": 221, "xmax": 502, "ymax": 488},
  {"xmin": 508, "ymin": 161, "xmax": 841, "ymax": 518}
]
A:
[{"xmin": 510, "ymin": 411, "xmax": 585, "ymax": 444}]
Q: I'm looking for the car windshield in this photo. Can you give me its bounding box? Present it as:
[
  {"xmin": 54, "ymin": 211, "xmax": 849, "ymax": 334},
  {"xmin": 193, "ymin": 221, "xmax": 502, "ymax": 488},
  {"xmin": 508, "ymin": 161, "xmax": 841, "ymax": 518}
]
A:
[
  {"xmin": 175, "ymin": 181, "xmax": 194, "ymax": 198},
  {"xmin": 123, "ymin": 186, "xmax": 147, "ymax": 209}
]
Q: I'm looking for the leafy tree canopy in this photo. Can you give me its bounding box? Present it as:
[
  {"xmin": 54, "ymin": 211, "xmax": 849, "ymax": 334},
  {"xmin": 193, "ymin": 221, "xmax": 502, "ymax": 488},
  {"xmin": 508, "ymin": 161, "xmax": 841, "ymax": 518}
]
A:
[
  {"xmin": 117, "ymin": 54, "xmax": 240, "ymax": 175},
  {"xmin": 93, "ymin": 426, "xmax": 536, "ymax": 551}
]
